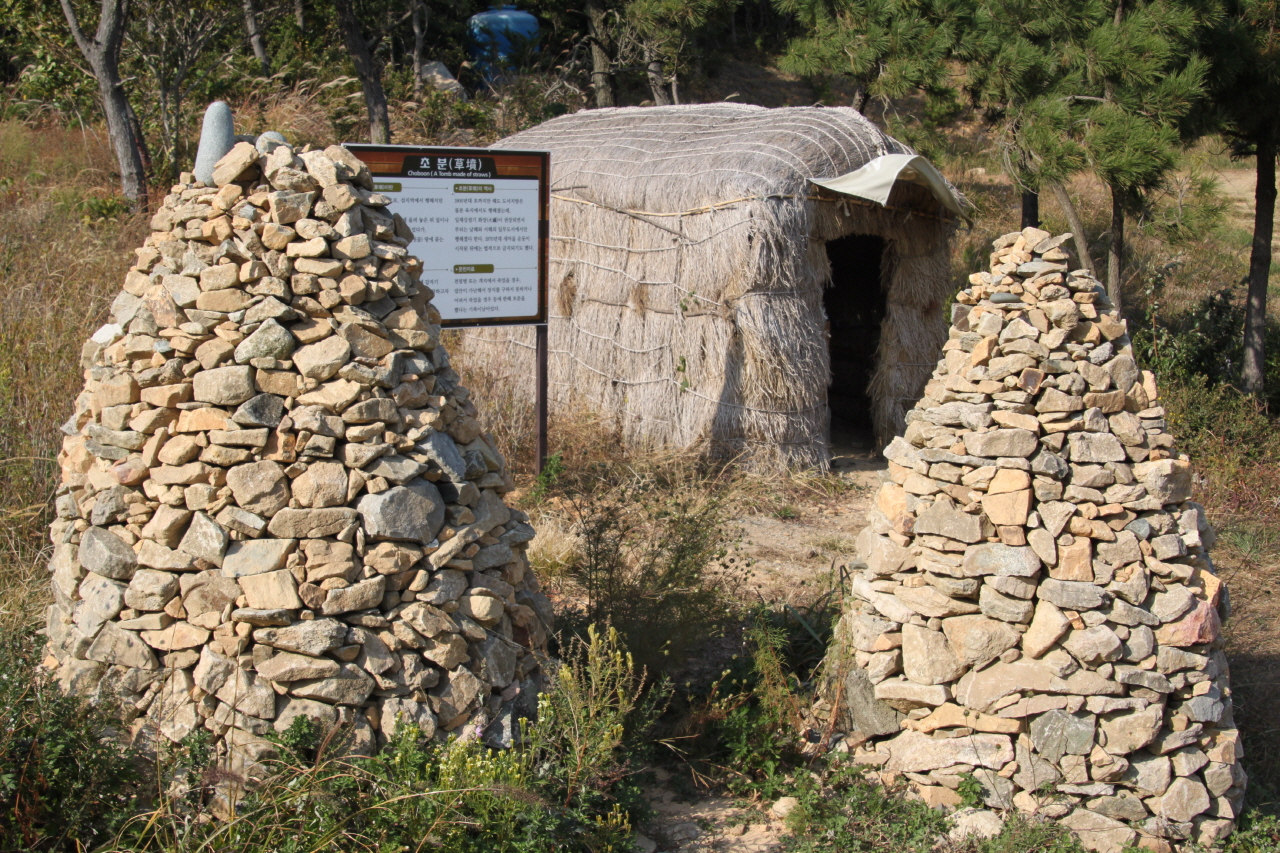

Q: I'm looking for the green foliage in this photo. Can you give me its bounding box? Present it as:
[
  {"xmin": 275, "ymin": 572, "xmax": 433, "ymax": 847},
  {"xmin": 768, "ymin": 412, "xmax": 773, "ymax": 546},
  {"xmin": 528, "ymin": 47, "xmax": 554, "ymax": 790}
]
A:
[
  {"xmin": 956, "ymin": 772, "xmax": 987, "ymax": 809},
  {"xmin": 530, "ymin": 451, "xmax": 566, "ymax": 502},
  {"xmin": 710, "ymin": 622, "xmax": 803, "ymax": 796},
  {"xmin": 774, "ymin": 0, "xmax": 962, "ymax": 110},
  {"xmin": 530, "ymin": 625, "xmax": 667, "ymax": 808},
  {"xmin": 0, "ymin": 630, "xmax": 142, "ymax": 852},
  {"xmin": 780, "ymin": 764, "xmax": 951, "ymax": 852},
  {"xmin": 558, "ymin": 475, "xmax": 738, "ymax": 674}
]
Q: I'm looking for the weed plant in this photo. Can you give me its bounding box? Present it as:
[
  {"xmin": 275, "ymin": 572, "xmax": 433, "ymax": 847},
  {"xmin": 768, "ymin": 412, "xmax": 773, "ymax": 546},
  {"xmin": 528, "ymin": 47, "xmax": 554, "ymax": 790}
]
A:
[{"xmin": 0, "ymin": 631, "xmax": 142, "ymax": 852}]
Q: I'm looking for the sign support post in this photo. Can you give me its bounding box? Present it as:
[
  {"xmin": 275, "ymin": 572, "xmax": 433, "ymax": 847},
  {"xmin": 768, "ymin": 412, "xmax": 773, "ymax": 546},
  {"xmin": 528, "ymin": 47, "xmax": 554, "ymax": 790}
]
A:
[
  {"xmin": 536, "ymin": 323, "xmax": 548, "ymax": 475},
  {"xmin": 346, "ymin": 144, "xmax": 551, "ymax": 476}
]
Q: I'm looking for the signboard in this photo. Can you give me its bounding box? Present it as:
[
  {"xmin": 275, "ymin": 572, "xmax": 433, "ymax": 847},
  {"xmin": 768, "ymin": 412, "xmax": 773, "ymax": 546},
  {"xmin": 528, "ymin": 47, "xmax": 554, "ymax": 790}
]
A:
[{"xmin": 344, "ymin": 145, "xmax": 549, "ymax": 327}]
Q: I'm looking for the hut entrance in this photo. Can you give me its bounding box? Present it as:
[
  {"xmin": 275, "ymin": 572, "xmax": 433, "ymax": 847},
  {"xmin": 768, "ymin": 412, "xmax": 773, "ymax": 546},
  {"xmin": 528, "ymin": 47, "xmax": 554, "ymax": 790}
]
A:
[{"xmin": 823, "ymin": 233, "xmax": 887, "ymax": 459}]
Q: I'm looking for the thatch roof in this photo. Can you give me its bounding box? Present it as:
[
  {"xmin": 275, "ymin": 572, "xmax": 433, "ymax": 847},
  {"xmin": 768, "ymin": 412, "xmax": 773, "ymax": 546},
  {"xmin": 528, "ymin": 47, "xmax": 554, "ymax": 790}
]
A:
[{"xmin": 456, "ymin": 105, "xmax": 958, "ymax": 470}]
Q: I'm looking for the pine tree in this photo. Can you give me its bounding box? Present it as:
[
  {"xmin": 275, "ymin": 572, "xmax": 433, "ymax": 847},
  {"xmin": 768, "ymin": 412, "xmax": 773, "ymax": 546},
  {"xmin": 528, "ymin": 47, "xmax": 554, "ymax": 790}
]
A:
[
  {"xmin": 960, "ymin": 0, "xmax": 1094, "ymax": 239},
  {"xmin": 1070, "ymin": 0, "xmax": 1211, "ymax": 312},
  {"xmin": 773, "ymin": 0, "xmax": 962, "ymax": 113},
  {"xmin": 1209, "ymin": 0, "xmax": 1280, "ymax": 395}
]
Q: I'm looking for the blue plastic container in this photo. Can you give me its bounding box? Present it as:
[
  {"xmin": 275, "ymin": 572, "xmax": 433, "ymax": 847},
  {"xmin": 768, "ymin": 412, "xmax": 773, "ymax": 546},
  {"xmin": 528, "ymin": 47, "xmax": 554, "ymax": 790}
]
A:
[{"xmin": 467, "ymin": 5, "xmax": 540, "ymax": 81}]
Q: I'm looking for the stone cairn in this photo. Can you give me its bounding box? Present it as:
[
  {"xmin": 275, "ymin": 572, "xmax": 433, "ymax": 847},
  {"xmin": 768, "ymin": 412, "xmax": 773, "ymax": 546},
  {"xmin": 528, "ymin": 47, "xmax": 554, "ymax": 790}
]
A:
[
  {"xmin": 42, "ymin": 138, "xmax": 554, "ymax": 777},
  {"xmin": 831, "ymin": 228, "xmax": 1244, "ymax": 852}
]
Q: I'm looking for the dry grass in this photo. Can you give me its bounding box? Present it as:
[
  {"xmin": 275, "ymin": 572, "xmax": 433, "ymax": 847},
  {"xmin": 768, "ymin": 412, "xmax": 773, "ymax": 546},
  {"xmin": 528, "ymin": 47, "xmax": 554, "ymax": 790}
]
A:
[{"xmin": 0, "ymin": 121, "xmax": 146, "ymax": 630}]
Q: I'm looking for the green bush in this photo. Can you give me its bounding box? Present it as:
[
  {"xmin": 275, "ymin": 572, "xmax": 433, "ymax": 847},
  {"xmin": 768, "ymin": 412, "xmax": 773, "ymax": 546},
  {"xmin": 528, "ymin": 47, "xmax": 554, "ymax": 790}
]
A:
[
  {"xmin": 0, "ymin": 631, "xmax": 142, "ymax": 852},
  {"xmin": 557, "ymin": 475, "xmax": 738, "ymax": 676}
]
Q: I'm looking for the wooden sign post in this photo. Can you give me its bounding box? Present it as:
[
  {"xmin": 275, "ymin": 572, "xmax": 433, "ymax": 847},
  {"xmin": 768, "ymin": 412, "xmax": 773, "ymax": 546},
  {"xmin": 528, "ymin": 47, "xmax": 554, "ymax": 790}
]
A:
[{"xmin": 346, "ymin": 145, "xmax": 551, "ymax": 473}]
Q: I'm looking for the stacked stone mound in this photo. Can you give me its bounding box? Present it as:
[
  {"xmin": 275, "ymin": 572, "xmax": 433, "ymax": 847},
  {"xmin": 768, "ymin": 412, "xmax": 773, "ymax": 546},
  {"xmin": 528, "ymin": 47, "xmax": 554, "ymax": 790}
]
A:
[
  {"xmin": 42, "ymin": 139, "xmax": 554, "ymax": 774},
  {"xmin": 832, "ymin": 228, "xmax": 1244, "ymax": 852}
]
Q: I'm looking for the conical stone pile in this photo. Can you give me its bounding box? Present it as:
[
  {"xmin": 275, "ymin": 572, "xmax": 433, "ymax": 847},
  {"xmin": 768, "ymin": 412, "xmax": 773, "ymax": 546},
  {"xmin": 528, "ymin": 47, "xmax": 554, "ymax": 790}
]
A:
[
  {"xmin": 833, "ymin": 228, "xmax": 1243, "ymax": 852},
  {"xmin": 43, "ymin": 139, "xmax": 553, "ymax": 772}
]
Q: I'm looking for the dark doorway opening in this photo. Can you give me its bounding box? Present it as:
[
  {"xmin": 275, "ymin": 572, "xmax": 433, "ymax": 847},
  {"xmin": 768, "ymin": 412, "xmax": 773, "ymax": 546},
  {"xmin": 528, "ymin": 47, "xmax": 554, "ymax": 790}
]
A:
[{"xmin": 823, "ymin": 234, "xmax": 887, "ymax": 461}]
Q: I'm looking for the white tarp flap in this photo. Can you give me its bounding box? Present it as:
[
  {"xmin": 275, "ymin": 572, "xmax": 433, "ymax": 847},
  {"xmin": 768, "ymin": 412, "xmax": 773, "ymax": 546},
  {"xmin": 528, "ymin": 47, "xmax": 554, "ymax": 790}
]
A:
[{"xmin": 810, "ymin": 154, "xmax": 963, "ymax": 218}]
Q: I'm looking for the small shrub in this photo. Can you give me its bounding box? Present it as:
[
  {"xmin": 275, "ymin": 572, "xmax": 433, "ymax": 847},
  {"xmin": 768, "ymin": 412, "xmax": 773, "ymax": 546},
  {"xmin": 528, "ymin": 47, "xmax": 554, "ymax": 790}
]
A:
[
  {"xmin": 0, "ymin": 630, "xmax": 142, "ymax": 852},
  {"xmin": 530, "ymin": 625, "xmax": 667, "ymax": 809},
  {"xmin": 557, "ymin": 474, "xmax": 739, "ymax": 675}
]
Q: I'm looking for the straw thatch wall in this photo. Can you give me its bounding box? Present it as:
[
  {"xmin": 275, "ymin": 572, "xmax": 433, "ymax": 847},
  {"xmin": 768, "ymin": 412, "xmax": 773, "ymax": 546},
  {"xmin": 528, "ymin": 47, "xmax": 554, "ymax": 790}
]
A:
[{"xmin": 455, "ymin": 104, "xmax": 958, "ymax": 470}]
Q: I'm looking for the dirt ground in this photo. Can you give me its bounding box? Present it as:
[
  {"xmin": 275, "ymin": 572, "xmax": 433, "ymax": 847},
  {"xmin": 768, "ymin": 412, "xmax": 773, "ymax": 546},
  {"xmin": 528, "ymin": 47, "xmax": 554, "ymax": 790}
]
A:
[{"xmin": 632, "ymin": 445, "xmax": 884, "ymax": 853}]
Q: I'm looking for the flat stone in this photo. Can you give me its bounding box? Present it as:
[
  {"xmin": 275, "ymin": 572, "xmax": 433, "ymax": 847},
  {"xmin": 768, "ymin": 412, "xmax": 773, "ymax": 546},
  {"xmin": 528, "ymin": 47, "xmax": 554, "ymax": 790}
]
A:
[
  {"xmin": 913, "ymin": 501, "xmax": 985, "ymax": 544},
  {"xmin": 955, "ymin": 660, "xmax": 1057, "ymax": 712},
  {"xmin": 293, "ymin": 335, "xmax": 352, "ymax": 381},
  {"xmin": 913, "ymin": 702, "xmax": 1021, "ymax": 734},
  {"xmin": 883, "ymin": 729, "xmax": 1013, "ymax": 772},
  {"xmin": 942, "ymin": 615, "xmax": 1020, "ymax": 666},
  {"xmin": 86, "ymin": 623, "xmax": 158, "ymax": 670},
  {"xmin": 963, "ymin": 543, "xmax": 1041, "ymax": 577},
  {"xmin": 902, "ymin": 624, "xmax": 967, "ymax": 685},
  {"xmin": 1032, "ymin": 709, "xmax": 1095, "ymax": 763},
  {"xmin": 273, "ymin": 696, "xmax": 338, "ymax": 733},
  {"xmin": 838, "ymin": 667, "xmax": 904, "ymax": 736},
  {"xmin": 1039, "ymin": 579, "xmax": 1108, "ymax": 610},
  {"xmin": 979, "ymin": 584, "xmax": 1034, "ymax": 623},
  {"xmin": 1053, "ymin": 537, "xmax": 1093, "ymax": 581},
  {"xmin": 1155, "ymin": 599, "xmax": 1220, "ymax": 647},
  {"xmin": 1099, "ymin": 704, "xmax": 1163, "ymax": 755},
  {"xmin": 1069, "ymin": 432, "xmax": 1127, "ymax": 463},
  {"xmin": 417, "ymin": 430, "xmax": 467, "ymax": 480},
  {"xmin": 357, "ymin": 482, "xmax": 445, "ymax": 544},
  {"xmin": 178, "ymin": 511, "xmax": 228, "ymax": 566},
  {"xmin": 982, "ymin": 489, "xmax": 1032, "ymax": 526},
  {"xmin": 964, "ymin": 428, "xmax": 1039, "ymax": 458},
  {"xmin": 193, "ymin": 365, "xmax": 256, "ymax": 406},
  {"xmin": 1063, "ymin": 625, "xmax": 1123, "ymax": 665},
  {"xmin": 1061, "ymin": 808, "xmax": 1137, "ymax": 853},
  {"xmin": 894, "ymin": 585, "xmax": 980, "ymax": 618},
  {"xmin": 223, "ymin": 537, "xmax": 296, "ymax": 577},
  {"xmin": 125, "ymin": 569, "xmax": 179, "ymax": 611},
  {"xmin": 874, "ymin": 678, "xmax": 950, "ymax": 711},
  {"xmin": 227, "ymin": 460, "xmax": 291, "ymax": 516},
  {"xmin": 1160, "ymin": 777, "xmax": 1211, "ymax": 822},
  {"xmin": 257, "ymin": 651, "xmax": 340, "ymax": 682},
  {"xmin": 292, "ymin": 460, "xmax": 349, "ymax": 508},
  {"xmin": 232, "ymin": 608, "xmax": 293, "ymax": 626},
  {"xmin": 80, "ymin": 526, "xmax": 138, "ymax": 580},
  {"xmin": 421, "ymin": 633, "xmax": 470, "ymax": 669},
  {"xmin": 140, "ymin": 621, "xmax": 210, "ymax": 651},
  {"xmin": 266, "ymin": 507, "xmax": 359, "ymax": 538},
  {"xmin": 238, "ymin": 569, "xmax": 303, "ymax": 609},
  {"xmin": 1023, "ymin": 600, "xmax": 1070, "ymax": 658},
  {"xmin": 320, "ymin": 576, "xmax": 386, "ymax": 615},
  {"xmin": 233, "ymin": 393, "xmax": 286, "ymax": 428},
  {"xmin": 254, "ymin": 618, "xmax": 347, "ymax": 655}
]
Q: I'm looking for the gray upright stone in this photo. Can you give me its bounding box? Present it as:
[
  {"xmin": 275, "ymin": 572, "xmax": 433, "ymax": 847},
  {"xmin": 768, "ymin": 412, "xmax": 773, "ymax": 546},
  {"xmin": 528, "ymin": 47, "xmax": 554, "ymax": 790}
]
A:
[{"xmin": 192, "ymin": 101, "xmax": 235, "ymax": 185}]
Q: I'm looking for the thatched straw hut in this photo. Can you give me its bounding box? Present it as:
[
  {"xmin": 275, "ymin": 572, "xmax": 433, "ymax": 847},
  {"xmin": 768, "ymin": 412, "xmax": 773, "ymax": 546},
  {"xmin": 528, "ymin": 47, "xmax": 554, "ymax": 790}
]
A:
[{"xmin": 456, "ymin": 104, "xmax": 962, "ymax": 470}]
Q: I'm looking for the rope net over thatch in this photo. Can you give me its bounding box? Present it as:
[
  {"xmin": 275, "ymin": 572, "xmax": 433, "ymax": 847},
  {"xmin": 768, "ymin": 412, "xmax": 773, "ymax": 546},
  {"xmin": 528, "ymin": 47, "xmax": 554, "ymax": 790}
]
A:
[{"xmin": 455, "ymin": 104, "xmax": 960, "ymax": 470}]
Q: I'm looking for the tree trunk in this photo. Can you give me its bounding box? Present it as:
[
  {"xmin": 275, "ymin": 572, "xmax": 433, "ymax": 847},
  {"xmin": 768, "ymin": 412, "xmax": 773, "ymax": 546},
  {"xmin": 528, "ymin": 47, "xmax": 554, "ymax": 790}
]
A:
[
  {"xmin": 126, "ymin": 97, "xmax": 152, "ymax": 177},
  {"xmin": 333, "ymin": 0, "xmax": 391, "ymax": 144},
  {"xmin": 853, "ymin": 88, "xmax": 869, "ymax": 113},
  {"xmin": 1243, "ymin": 130, "xmax": 1276, "ymax": 395},
  {"xmin": 411, "ymin": 0, "xmax": 425, "ymax": 97},
  {"xmin": 58, "ymin": 0, "xmax": 148, "ymax": 206},
  {"xmin": 1021, "ymin": 189, "xmax": 1039, "ymax": 229},
  {"xmin": 1108, "ymin": 188, "xmax": 1124, "ymax": 313},
  {"xmin": 644, "ymin": 44, "xmax": 672, "ymax": 105},
  {"xmin": 584, "ymin": 0, "xmax": 615, "ymax": 108},
  {"xmin": 242, "ymin": 0, "xmax": 271, "ymax": 76},
  {"xmin": 1048, "ymin": 181, "xmax": 1095, "ymax": 276},
  {"xmin": 295, "ymin": 0, "xmax": 305, "ymax": 32}
]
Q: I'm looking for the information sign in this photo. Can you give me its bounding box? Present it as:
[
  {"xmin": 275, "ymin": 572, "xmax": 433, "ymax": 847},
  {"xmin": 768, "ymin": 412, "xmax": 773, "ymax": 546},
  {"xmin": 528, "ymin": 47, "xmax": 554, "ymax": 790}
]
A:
[{"xmin": 344, "ymin": 145, "xmax": 549, "ymax": 327}]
